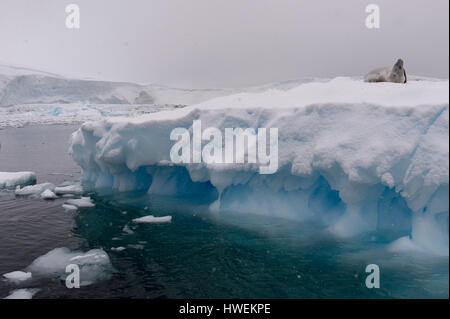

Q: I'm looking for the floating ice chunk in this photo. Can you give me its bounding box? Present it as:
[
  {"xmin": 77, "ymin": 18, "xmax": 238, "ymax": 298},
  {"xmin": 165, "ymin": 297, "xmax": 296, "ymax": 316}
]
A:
[
  {"xmin": 133, "ymin": 215, "xmax": 172, "ymax": 224},
  {"xmin": 122, "ymin": 225, "xmax": 134, "ymax": 234},
  {"xmin": 127, "ymin": 244, "xmax": 144, "ymax": 250},
  {"xmin": 111, "ymin": 247, "xmax": 126, "ymax": 252},
  {"xmin": 54, "ymin": 183, "xmax": 83, "ymax": 195},
  {"xmin": 3, "ymin": 271, "xmax": 32, "ymax": 283},
  {"xmin": 62, "ymin": 204, "xmax": 78, "ymax": 212},
  {"xmin": 65, "ymin": 197, "xmax": 95, "ymax": 208},
  {"xmin": 41, "ymin": 189, "xmax": 58, "ymax": 199},
  {"xmin": 27, "ymin": 247, "xmax": 113, "ymax": 286},
  {"xmin": 0, "ymin": 172, "xmax": 36, "ymax": 189},
  {"xmin": 15, "ymin": 182, "xmax": 55, "ymax": 196},
  {"xmin": 4, "ymin": 288, "xmax": 39, "ymax": 299}
]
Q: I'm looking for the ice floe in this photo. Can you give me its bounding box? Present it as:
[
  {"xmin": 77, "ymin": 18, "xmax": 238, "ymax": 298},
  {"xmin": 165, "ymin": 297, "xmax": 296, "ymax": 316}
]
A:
[
  {"xmin": 65, "ymin": 197, "xmax": 95, "ymax": 208},
  {"xmin": 4, "ymin": 288, "xmax": 39, "ymax": 299},
  {"xmin": 2, "ymin": 271, "xmax": 32, "ymax": 283},
  {"xmin": 0, "ymin": 171, "xmax": 36, "ymax": 189},
  {"xmin": 15, "ymin": 182, "xmax": 55, "ymax": 196},
  {"xmin": 27, "ymin": 247, "xmax": 114, "ymax": 286},
  {"xmin": 133, "ymin": 215, "xmax": 172, "ymax": 224}
]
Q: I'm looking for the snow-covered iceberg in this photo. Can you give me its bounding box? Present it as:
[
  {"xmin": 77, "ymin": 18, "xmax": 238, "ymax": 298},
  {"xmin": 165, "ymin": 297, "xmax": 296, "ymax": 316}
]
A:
[{"xmin": 70, "ymin": 77, "xmax": 449, "ymax": 255}]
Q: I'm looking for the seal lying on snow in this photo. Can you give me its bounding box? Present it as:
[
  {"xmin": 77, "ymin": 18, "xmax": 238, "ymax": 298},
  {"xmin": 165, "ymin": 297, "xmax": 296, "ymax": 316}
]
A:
[{"xmin": 364, "ymin": 59, "xmax": 407, "ymax": 83}]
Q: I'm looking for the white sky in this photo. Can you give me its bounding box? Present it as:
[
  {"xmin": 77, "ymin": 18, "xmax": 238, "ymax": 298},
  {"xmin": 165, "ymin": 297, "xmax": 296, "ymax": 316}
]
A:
[{"xmin": 0, "ymin": 0, "xmax": 448, "ymax": 88}]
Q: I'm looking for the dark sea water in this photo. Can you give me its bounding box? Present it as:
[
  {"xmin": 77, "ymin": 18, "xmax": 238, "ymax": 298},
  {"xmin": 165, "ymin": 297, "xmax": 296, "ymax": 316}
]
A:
[{"xmin": 0, "ymin": 125, "xmax": 448, "ymax": 299}]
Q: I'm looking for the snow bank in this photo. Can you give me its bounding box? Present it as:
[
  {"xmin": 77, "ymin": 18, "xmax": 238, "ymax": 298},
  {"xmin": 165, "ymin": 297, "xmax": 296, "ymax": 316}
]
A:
[
  {"xmin": 133, "ymin": 215, "xmax": 172, "ymax": 224},
  {"xmin": 0, "ymin": 172, "xmax": 36, "ymax": 189},
  {"xmin": 27, "ymin": 247, "xmax": 113, "ymax": 286},
  {"xmin": 70, "ymin": 77, "xmax": 449, "ymax": 255}
]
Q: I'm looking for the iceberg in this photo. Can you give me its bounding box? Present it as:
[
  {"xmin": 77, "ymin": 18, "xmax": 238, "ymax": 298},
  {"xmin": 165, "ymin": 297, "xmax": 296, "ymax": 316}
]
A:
[
  {"xmin": 0, "ymin": 171, "xmax": 36, "ymax": 189},
  {"xmin": 70, "ymin": 77, "xmax": 449, "ymax": 255}
]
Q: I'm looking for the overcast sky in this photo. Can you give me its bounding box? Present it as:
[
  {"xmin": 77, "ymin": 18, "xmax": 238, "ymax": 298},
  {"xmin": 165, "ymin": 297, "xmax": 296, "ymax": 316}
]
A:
[{"xmin": 0, "ymin": 0, "xmax": 448, "ymax": 88}]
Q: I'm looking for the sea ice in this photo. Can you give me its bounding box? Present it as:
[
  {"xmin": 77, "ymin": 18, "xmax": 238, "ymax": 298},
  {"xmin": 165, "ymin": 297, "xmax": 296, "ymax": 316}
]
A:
[
  {"xmin": 133, "ymin": 215, "xmax": 172, "ymax": 224},
  {"xmin": 0, "ymin": 172, "xmax": 36, "ymax": 189},
  {"xmin": 62, "ymin": 204, "xmax": 78, "ymax": 212},
  {"xmin": 65, "ymin": 197, "xmax": 95, "ymax": 208},
  {"xmin": 40, "ymin": 189, "xmax": 58, "ymax": 199},
  {"xmin": 26, "ymin": 247, "xmax": 114, "ymax": 286},
  {"xmin": 2, "ymin": 271, "xmax": 32, "ymax": 283},
  {"xmin": 15, "ymin": 182, "xmax": 55, "ymax": 196},
  {"xmin": 54, "ymin": 183, "xmax": 83, "ymax": 195},
  {"xmin": 4, "ymin": 288, "xmax": 39, "ymax": 299}
]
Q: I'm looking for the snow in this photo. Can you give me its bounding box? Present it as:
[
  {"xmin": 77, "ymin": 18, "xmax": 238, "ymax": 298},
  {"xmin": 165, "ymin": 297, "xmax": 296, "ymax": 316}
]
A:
[
  {"xmin": 27, "ymin": 247, "xmax": 114, "ymax": 286},
  {"xmin": 4, "ymin": 288, "xmax": 39, "ymax": 299},
  {"xmin": 15, "ymin": 182, "xmax": 55, "ymax": 196},
  {"xmin": 0, "ymin": 172, "xmax": 36, "ymax": 189},
  {"xmin": 65, "ymin": 197, "xmax": 95, "ymax": 208},
  {"xmin": 70, "ymin": 77, "xmax": 449, "ymax": 255},
  {"xmin": 3, "ymin": 271, "xmax": 32, "ymax": 283},
  {"xmin": 133, "ymin": 215, "xmax": 172, "ymax": 224},
  {"xmin": 40, "ymin": 189, "xmax": 57, "ymax": 199}
]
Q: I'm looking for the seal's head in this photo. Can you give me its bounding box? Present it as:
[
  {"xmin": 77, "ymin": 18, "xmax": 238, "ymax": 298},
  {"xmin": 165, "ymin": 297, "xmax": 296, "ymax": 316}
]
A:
[
  {"xmin": 390, "ymin": 58, "xmax": 407, "ymax": 83},
  {"xmin": 393, "ymin": 58, "xmax": 404, "ymax": 70}
]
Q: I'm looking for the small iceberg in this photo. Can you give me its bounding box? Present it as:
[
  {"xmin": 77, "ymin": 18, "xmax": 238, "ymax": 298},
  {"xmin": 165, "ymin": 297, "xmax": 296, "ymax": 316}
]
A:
[
  {"xmin": 62, "ymin": 204, "xmax": 78, "ymax": 212},
  {"xmin": 0, "ymin": 172, "xmax": 36, "ymax": 189},
  {"xmin": 41, "ymin": 189, "xmax": 58, "ymax": 199},
  {"xmin": 4, "ymin": 288, "xmax": 39, "ymax": 299},
  {"xmin": 54, "ymin": 183, "xmax": 83, "ymax": 195},
  {"xmin": 65, "ymin": 197, "xmax": 95, "ymax": 208},
  {"xmin": 27, "ymin": 247, "xmax": 114, "ymax": 286},
  {"xmin": 15, "ymin": 182, "xmax": 55, "ymax": 196},
  {"xmin": 133, "ymin": 215, "xmax": 172, "ymax": 224},
  {"xmin": 3, "ymin": 271, "xmax": 32, "ymax": 283}
]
